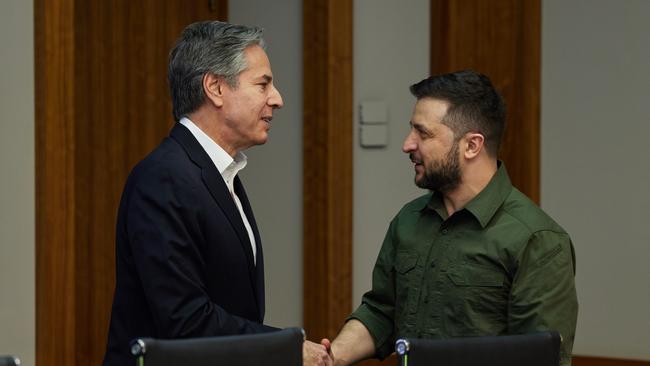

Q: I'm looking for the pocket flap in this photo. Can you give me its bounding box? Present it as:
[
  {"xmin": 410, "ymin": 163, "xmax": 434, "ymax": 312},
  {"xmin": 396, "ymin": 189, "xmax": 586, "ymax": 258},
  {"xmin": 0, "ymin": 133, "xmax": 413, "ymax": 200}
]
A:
[
  {"xmin": 395, "ymin": 253, "xmax": 418, "ymax": 274},
  {"xmin": 447, "ymin": 266, "xmax": 504, "ymax": 287}
]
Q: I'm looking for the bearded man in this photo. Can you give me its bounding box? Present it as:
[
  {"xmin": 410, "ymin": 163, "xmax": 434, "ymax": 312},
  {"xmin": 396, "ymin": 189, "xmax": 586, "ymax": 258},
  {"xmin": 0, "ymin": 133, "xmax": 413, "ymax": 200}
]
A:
[{"xmin": 319, "ymin": 70, "xmax": 578, "ymax": 366}]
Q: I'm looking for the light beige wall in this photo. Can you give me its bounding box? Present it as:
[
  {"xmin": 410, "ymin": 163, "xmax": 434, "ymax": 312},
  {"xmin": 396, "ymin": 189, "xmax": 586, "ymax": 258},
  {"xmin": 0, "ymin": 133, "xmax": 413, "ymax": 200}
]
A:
[
  {"xmin": 352, "ymin": 0, "xmax": 430, "ymax": 302},
  {"xmin": 541, "ymin": 0, "xmax": 650, "ymax": 360},
  {"xmin": 0, "ymin": 0, "xmax": 35, "ymax": 365},
  {"xmin": 229, "ymin": 0, "xmax": 304, "ymax": 328}
]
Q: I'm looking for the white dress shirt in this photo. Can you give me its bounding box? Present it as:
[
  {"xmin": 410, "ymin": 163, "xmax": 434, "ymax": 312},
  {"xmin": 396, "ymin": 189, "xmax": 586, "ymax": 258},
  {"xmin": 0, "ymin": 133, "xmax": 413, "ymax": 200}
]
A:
[{"xmin": 180, "ymin": 117, "xmax": 257, "ymax": 264}]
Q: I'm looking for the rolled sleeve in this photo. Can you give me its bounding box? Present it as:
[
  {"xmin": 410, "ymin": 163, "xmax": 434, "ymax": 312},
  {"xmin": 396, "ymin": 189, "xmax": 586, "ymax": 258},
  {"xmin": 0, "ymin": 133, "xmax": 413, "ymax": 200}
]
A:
[
  {"xmin": 347, "ymin": 302, "xmax": 395, "ymax": 358},
  {"xmin": 347, "ymin": 219, "xmax": 400, "ymax": 359}
]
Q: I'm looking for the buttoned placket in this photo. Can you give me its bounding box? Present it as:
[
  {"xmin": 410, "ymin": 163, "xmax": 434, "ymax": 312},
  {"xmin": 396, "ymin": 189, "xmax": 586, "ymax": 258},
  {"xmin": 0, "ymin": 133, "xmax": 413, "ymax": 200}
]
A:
[{"xmin": 415, "ymin": 213, "xmax": 451, "ymax": 337}]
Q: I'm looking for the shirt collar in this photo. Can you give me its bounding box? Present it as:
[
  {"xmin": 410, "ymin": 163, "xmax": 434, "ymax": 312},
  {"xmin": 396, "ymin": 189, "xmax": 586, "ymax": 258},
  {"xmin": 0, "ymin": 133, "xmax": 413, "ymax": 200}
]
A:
[
  {"xmin": 179, "ymin": 117, "xmax": 247, "ymax": 175},
  {"xmin": 463, "ymin": 161, "xmax": 512, "ymax": 227},
  {"xmin": 421, "ymin": 161, "xmax": 513, "ymax": 228}
]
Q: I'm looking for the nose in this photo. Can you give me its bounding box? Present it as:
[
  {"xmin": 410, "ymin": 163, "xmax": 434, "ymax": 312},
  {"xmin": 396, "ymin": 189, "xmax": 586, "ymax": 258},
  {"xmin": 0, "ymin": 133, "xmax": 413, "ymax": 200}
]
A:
[
  {"xmin": 402, "ymin": 131, "xmax": 417, "ymax": 153},
  {"xmin": 268, "ymin": 84, "xmax": 284, "ymax": 109}
]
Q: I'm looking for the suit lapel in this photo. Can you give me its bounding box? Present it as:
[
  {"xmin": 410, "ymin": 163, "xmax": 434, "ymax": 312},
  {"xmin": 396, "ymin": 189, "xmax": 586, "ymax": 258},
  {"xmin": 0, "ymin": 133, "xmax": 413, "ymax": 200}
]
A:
[{"xmin": 169, "ymin": 123, "xmax": 257, "ymax": 281}]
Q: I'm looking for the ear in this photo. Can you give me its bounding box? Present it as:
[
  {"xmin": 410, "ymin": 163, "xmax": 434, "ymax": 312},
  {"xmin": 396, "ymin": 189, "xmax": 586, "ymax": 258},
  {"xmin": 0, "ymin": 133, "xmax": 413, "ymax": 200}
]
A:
[
  {"xmin": 463, "ymin": 132, "xmax": 485, "ymax": 159},
  {"xmin": 202, "ymin": 73, "xmax": 225, "ymax": 108}
]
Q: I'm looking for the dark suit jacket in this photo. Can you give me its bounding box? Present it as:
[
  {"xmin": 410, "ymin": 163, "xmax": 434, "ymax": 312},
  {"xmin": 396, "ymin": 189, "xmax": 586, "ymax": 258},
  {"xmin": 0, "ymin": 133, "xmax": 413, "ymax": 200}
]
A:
[{"xmin": 103, "ymin": 123, "xmax": 277, "ymax": 366}]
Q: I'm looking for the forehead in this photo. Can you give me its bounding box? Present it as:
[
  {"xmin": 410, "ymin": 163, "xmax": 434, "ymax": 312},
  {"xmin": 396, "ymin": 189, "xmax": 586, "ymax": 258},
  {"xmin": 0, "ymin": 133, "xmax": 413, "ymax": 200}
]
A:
[
  {"xmin": 241, "ymin": 45, "xmax": 272, "ymax": 77},
  {"xmin": 412, "ymin": 98, "xmax": 449, "ymax": 126}
]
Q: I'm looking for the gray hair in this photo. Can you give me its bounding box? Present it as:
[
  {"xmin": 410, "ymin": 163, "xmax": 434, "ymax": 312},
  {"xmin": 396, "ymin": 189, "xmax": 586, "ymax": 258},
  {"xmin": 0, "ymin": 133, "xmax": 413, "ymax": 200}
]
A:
[{"xmin": 168, "ymin": 21, "xmax": 265, "ymax": 121}]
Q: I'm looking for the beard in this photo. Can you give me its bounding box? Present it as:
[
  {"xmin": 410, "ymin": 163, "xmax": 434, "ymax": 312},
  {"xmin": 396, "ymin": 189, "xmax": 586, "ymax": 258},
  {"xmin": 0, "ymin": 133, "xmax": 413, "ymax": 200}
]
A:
[{"xmin": 415, "ymin": 140, "xmax": 462, "ymax": 193}]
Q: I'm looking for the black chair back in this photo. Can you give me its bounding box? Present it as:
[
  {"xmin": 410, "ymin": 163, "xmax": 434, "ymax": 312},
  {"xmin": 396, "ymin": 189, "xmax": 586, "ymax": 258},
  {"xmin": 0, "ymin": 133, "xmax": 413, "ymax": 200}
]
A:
[
  {"xmin": 131, "ymin": 328, "xmax": 303, "ymax": 366},
  {"xmin": 0, "ymin": 356, "xmax": 20, "ymax": 366},
  {"xmin": 395, "ymin": 331, "xmax": 561, "ymax": 366}
]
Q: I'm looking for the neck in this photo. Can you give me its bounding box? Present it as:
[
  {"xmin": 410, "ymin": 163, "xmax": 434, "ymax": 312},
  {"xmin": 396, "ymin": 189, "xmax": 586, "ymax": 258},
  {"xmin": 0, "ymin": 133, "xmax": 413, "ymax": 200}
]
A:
[
  {"xmin": 186, "ymin": 109, "xmax": 239, "ymax": 157},
  {"xmin": 442, "ymin": 158, "xmax": 497, "ymax": 217}
]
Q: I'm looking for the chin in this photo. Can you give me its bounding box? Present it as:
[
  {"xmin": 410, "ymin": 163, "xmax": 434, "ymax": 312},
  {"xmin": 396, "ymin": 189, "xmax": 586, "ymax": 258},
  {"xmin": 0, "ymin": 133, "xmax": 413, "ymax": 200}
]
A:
[
  {"xmin": 253, "ymin": 134, "xmax": 268, "ymax": 146},
  {"xmin": 414, "ymin": 173, "xmax": 430, "ymax": 189}
]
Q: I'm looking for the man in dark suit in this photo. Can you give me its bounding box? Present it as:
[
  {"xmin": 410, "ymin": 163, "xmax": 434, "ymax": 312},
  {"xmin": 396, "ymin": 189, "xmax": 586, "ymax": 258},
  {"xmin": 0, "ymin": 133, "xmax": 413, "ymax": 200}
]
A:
[{"xmin": 103, "ymin": 21, "xmax": 330, "ymax": 366}]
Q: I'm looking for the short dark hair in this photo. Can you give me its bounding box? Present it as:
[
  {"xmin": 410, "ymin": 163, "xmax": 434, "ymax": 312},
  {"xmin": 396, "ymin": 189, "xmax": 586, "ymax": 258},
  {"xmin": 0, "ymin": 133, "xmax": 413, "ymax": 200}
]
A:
[
  {"xmin": 168, "ymin": 21, "xmax": 265, "ymax": 121},
  {"xmin": 410, "ymin": 70, "xmax": 506, "ymax": 157}
]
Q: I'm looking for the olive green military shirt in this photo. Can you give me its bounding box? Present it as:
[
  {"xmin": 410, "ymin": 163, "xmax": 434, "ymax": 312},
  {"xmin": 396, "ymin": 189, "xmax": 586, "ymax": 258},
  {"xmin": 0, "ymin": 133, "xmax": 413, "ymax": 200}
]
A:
[{"xmin": 349, "ymin": 163, "xmax": 578, "ymax": 366}]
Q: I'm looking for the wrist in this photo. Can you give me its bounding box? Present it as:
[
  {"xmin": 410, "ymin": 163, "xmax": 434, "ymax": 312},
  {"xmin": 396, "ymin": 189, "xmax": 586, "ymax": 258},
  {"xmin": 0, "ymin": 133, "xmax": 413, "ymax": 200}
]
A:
[{"xmin": 330, "ymin": 343, "xmax": 347, "ymax": 366}]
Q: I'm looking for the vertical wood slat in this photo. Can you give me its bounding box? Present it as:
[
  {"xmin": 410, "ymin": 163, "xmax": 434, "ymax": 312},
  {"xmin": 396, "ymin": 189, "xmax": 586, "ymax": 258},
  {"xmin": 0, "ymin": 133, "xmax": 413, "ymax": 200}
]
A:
[
  {"xmin": 35, "ymin": 2, "xmax": 226, "ymax": 365},
  {"xmin": 430, "ymin": 0, "xmax": 541, "ymax": 203},
  {"xmin": 303, "ymin": 0, "xmax": 354, "ymax": 342},
  {"xmin": 35, "ymin": 1, "xmax": 77, "ymax": 365}
]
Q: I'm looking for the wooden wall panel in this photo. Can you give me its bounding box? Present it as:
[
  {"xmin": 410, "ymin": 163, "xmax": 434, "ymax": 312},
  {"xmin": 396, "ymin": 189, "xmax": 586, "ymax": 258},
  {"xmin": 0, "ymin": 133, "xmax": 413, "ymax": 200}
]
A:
[
  {"xmin": 35, "ymin": 2, "xmax": 227, "ymax": 365},
  {"xmin": 303, "ymin": 0, "xmax": 354, "ymax": 342},
  {"xmin": 430, "ymin": 0, "xmax": 541, "ymax": 202},
  {"xmin": 35, "ymin": 2, "xmax": 77, "ymax": 366}
]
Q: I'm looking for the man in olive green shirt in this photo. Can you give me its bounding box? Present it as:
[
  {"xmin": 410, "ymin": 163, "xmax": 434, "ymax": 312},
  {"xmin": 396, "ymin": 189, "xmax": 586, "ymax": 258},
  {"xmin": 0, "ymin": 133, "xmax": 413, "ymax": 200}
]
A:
[{"xmin": 321, "ymin": 70, "xmax": 578, "ymax": 366}]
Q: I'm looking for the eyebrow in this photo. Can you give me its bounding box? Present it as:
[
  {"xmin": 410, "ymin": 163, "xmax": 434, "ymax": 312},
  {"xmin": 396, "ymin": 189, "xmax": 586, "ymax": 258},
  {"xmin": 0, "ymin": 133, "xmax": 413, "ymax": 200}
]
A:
[
  {"xmin": 259, "ymin": 74, "xmax": 272, "ymax": 83},
  {"xmin": 410, "ymin": 120, "xmax": 432, "ymax": 134},
  {"xmin": 409, "ymin": 120, "xmax": 424, "ymax": 129}
]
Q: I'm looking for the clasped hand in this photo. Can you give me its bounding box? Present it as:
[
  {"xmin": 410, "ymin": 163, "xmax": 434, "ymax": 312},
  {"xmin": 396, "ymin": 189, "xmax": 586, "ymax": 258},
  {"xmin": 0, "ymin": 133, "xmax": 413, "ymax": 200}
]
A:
[{"xmin": 303, "ymin": 338, "xmax": 334, "ymax": 366}]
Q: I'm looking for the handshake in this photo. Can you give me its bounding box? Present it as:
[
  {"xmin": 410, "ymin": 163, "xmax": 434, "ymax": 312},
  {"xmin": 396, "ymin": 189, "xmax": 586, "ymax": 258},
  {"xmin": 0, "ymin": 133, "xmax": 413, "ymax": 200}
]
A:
[
  {"xmin": 303, "ymin": 338, "xmax": 334, "ymax": 366},
  {"xmin": 301, "ymin": 319, "xmax": 375, "ymax": 366}
]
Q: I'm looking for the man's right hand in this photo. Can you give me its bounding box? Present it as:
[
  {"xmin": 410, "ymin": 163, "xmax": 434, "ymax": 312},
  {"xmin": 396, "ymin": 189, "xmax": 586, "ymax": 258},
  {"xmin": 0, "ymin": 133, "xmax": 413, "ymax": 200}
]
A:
[{"xmin": 303, "ymin": 340, "xmax": 333, "ymax": 366}]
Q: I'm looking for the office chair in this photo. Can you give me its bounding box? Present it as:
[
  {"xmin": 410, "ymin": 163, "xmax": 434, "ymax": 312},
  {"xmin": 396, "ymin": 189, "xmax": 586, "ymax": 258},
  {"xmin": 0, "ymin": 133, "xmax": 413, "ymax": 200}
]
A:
[
  {"xmin": 0, "ymin": 356, "xmax": 20, "ymax": 366},
  {"xmin": 131, "ymin": 327, "xmax": 304, "ymax": 366},
  {"xmin": 396, "ymin": 331, "xmax": 561, "ymax": 366}
]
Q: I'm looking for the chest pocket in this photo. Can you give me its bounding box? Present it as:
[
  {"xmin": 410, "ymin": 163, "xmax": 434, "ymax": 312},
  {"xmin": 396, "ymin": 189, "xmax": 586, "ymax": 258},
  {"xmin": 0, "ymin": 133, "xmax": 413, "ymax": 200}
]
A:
[
  {"xmin": 444, "ymin": 265, "xmax": 508, "ymax": 336},
  {"xmin": 447, "ymin": 266, "xmax": 504, "ymax": 287},
  {"xmin": 394, "ymin": 253, "xmax": 419, "ymax": 326},
  {"xmin": 395, "ymin": 253, "xmax": 418, "ymax": 275}
]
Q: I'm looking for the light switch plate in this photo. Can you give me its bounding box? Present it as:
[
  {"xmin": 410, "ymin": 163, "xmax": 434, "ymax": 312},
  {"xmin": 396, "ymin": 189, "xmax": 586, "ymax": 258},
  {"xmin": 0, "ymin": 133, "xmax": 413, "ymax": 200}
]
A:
[
  {"xmin": 360, "ymin": 124, "xmax": 388, "ymax": 148},
  {"xmin": 360, "ymin": 101, "xmax": 387, "ymax": 124}
]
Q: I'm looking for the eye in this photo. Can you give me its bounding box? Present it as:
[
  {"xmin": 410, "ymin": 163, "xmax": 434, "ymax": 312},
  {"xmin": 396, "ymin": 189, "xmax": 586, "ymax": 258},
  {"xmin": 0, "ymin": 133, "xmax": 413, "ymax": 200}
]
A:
[
  {"xmin": 258, "ymin": 82, "xmax": 269, "ymax": 91},
  {"xmin": 414, "ymin": 126, "xmax": 431, "ymax": 138}
]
